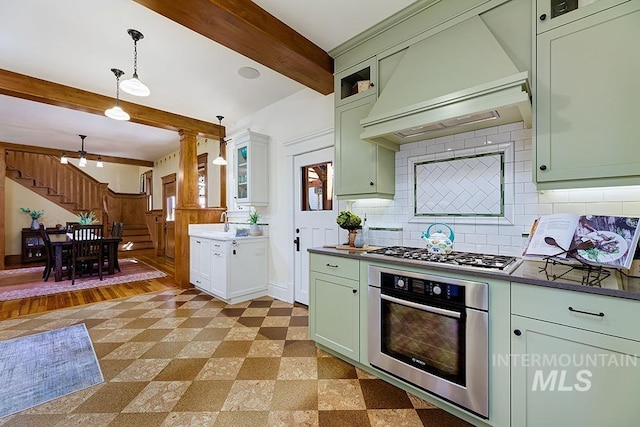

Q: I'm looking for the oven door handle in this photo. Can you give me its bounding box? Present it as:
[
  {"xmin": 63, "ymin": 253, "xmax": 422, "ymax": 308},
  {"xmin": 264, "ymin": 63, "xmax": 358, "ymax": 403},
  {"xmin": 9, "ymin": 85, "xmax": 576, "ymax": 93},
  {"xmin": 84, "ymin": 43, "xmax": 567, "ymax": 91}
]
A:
[{"xmin": 380, "ymin": 294, "xmax": 462, "ymax": 319}]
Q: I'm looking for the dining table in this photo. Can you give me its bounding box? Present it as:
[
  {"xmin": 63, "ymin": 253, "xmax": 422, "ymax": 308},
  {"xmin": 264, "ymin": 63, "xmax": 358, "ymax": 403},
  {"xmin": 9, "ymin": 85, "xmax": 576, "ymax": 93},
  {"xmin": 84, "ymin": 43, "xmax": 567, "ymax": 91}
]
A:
[{"xmin": 49, "ymin": 234, "xmax": 122, "ymax": 282}]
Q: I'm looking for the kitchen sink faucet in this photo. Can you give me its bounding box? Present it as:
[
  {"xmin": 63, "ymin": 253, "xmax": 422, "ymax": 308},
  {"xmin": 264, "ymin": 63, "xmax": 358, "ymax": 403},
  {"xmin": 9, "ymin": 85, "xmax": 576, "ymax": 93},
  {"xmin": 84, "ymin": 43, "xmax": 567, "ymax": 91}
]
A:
[{"xmin": 220, "ymin": 211, "xmax": 229, "ymax": 232}]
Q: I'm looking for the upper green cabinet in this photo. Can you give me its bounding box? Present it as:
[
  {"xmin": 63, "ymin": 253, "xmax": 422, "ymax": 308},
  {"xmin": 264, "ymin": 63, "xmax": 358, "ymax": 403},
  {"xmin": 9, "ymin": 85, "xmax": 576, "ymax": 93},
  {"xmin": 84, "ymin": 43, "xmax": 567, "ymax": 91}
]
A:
[
  {"xmin": 535, "ymin": 0, "xmax": 630, "ymax": 33},
  {"xmin": 335, "ymin": 58, "xmax": 377, "ymax": 107},
  {"xmin": 334, "ymin": 58, "xmax": 395, "ymax": 200},
  {"xmin": 534, "ymin": 1, "xmax": 640, "ymax": 189}
]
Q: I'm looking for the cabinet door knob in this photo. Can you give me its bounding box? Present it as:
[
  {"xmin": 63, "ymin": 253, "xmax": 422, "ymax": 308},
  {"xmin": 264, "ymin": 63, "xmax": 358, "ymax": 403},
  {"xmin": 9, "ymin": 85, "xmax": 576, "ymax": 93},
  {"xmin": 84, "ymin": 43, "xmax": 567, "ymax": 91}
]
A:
[
  {"xmin": 539, "ymin": 164, "xmax": 547, "ymax": 171},
  {"xmin": 539, "ymin": 13, "xmax": 547, "ymax": 21},
  {"xmin": 370, "ymin": 82, "xmax": 375, "ymax": 87},
  {"xmin": 513, "ymin": 329, "xmax": 522, "ymax": 336},
  {"xmin": 352, "ymin": 289, "xmax": 358, "ymax": 294},
  {"xmin": 369, "ymin": 181, "xmax": 374, "ymax": 186}
]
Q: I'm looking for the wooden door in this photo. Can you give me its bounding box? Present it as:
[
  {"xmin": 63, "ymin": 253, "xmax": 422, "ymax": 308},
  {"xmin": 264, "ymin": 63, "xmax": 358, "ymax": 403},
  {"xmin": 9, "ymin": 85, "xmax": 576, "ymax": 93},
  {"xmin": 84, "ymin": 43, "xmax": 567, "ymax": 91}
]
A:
[{"xmin": 162, "ymin": 174, "xmax": 176, "ymax": 259}]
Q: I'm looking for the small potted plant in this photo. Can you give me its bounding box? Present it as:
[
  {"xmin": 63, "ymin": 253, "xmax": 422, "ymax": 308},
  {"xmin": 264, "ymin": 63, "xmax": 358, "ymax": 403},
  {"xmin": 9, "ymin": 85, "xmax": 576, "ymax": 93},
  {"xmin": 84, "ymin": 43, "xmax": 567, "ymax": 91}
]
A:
[
  {"xmin": 20, "ymin": 208, "xmax": 45, "ymax": 230},
  {"xmin": 336, "ymin": 210, "xmax": 361, "ymax": 247},
  {"xmin": 77, "ymin": 211, "xmax": 98, "ymax": 225},
  {"xmin": 248, "ymin": 209, "xmax": 262, "ymax": 236}
]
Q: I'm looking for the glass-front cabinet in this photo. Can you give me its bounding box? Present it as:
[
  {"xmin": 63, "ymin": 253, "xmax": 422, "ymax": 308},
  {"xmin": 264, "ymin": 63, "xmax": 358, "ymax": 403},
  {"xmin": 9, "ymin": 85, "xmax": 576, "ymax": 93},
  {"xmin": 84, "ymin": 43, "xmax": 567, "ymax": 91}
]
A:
[{"xmin": 231, "ymin": 130, "xmax": 269, "ymax": 207}]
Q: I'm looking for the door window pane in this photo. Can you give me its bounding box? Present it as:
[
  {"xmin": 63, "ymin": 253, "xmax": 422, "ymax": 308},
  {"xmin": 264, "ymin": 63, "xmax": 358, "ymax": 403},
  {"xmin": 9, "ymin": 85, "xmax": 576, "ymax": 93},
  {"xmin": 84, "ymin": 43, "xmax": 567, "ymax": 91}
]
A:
[
  {"xmin": 301, "ymin": 162, "xmax": 333, "ymax": 211},
  {"xmin": 166, "ymin": 196, "xmax": 176, "ymax": 221}
]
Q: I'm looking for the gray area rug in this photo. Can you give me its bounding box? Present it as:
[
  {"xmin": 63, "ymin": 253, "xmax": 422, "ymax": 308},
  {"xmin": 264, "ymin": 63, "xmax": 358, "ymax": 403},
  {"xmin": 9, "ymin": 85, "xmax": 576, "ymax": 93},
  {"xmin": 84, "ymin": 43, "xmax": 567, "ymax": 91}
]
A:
[{"xmin": 0, "ymin": 323, "xmax": 103, "ymax": 418}]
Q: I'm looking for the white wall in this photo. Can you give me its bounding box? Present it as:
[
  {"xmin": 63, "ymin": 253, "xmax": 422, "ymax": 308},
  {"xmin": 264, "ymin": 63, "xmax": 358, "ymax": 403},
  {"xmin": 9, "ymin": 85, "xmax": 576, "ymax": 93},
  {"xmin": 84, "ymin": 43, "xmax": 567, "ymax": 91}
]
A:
[
  {"xmin": 150, "ymin": 135, "xmax": 224, "ymax": 210},
  {"xmin": 4, "ymin": 178, "xmax": 77, "ymax": 255},
  {"xmin": 65, "ymin": 159, "xmax": 143, "ymax": 193},
  {"xmin": 230, "ymin": 88, "xmax": 334, "ymax": 299}
]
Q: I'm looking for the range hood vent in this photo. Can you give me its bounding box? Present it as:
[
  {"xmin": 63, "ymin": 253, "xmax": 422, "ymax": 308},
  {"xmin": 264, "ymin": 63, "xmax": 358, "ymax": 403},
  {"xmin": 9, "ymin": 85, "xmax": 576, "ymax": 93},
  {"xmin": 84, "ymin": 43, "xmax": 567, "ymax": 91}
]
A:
[{"xmin": 361, "ymin": 16, "xmax": 531, "ymax": 150}]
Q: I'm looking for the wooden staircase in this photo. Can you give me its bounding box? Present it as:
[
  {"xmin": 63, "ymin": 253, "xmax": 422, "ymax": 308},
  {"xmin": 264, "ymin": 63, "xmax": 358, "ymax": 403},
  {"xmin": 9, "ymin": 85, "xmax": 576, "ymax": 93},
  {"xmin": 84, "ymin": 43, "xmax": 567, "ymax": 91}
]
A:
[{"xmin": 6, "ymin": 150, "xmax": 154, "ymax": 253}]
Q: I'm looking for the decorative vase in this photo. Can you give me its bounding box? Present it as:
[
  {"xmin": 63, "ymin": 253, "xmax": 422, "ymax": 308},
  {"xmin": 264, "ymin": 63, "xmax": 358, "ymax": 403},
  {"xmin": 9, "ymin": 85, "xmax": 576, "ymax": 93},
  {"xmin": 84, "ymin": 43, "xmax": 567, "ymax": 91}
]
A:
[
  {"xmin": 354, "ymin": 230, "xmax": 364, "ymax": 248},
  {"xmin": 31, "ymin": 218, "xmax": 40, "ymax": 230},
  {"xmin": 249, "ymin": 224, "xmax": 262, "ymax": 236},
  {"xmin": 348, "ymin": 229, "xmax": 357, "ymax": 247}
]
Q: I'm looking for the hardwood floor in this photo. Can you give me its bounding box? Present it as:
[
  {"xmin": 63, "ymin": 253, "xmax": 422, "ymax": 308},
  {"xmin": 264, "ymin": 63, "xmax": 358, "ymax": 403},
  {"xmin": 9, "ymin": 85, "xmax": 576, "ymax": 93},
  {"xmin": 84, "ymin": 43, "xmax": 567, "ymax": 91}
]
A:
[{"xmin": 0, "ymin": 249, "xmax": 180, "ymax": 320}]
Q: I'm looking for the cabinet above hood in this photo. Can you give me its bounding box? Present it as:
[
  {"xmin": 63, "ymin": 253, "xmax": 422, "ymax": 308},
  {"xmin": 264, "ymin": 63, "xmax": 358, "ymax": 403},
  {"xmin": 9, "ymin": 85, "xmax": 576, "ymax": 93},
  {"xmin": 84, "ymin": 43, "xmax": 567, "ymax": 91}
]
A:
[{"xmin": 360, "ymin": 16, "xmax": 531, "ymax": 150}]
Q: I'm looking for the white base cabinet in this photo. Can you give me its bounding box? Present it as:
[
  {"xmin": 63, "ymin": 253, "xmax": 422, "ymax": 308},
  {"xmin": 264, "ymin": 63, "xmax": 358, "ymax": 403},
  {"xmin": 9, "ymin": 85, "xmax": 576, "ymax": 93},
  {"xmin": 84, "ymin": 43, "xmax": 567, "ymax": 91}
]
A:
[
  {"xmin": 189, "ymin": 237, "xmax": 211, "ymax": 292},
  {"xmin": 190, "ymin": 236, "xmax": 268, "ymax": 304}
]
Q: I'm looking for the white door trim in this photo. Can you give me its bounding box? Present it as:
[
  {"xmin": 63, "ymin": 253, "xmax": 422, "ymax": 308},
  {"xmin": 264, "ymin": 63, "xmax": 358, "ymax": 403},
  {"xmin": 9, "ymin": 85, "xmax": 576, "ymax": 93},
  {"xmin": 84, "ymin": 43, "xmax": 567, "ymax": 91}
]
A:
[{"xmin": 284, "ymin": 127, "xmax": 334, "ymax": 304}]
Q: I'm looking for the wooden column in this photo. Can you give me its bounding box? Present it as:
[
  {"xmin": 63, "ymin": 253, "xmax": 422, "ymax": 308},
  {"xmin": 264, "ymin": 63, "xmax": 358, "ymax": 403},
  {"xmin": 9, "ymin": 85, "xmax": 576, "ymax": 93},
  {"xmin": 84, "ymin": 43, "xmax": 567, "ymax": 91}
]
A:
[
  {"xmin": 0, "ymin": 148, "xmax": 5, "ymax": 268},
  {"xmin": 174, "ymin": 129, "xmax": 198, "ymax": 287}
]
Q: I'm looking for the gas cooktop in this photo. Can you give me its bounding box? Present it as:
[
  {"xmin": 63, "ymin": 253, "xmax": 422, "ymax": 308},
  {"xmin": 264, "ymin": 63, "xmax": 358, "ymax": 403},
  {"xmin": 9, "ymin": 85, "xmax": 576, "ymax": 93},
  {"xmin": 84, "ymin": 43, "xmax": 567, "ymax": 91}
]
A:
[{"xmin": 367, "ymin": 246, "xmax": 520, "ymax": 273}]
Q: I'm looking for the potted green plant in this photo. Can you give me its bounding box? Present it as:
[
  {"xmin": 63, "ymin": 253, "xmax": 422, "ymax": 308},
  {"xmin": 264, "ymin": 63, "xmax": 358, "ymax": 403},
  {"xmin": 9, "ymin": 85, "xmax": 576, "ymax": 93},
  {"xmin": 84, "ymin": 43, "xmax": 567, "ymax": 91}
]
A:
[
  {"xmin": 76, "ymin": 211, "xmax": 98, "ymax": 225},
  {"xmin": 336, "ymin": 210, "xmax": 361, "ymax": 246},
  {"xmin": 20, "ymin": 208, "xmax": 45, "ymax": 230},
  {"xmin": 248, "ymin": 209, "xmax": 262, "ymax": 236}
]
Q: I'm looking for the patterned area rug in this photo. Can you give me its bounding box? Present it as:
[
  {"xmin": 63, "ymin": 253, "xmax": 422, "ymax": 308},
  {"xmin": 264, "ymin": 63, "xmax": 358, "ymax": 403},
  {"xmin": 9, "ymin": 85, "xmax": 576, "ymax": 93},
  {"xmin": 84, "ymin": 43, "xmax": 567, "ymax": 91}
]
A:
[
  {"xmin": 0, "ymin": 258, "xmax": 167, "ymax": 301},
  {"xmin": 0, "ymin": 324, "xmax": 104, "ymax": 418}
]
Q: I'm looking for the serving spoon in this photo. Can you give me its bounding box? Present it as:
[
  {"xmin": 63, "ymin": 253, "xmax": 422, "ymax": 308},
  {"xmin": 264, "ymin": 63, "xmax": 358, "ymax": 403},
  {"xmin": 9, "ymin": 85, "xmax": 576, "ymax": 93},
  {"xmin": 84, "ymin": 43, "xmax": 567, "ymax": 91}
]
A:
[{"xmin": 544, "ymin": 236, "xmax": 595, "ymax": 258}]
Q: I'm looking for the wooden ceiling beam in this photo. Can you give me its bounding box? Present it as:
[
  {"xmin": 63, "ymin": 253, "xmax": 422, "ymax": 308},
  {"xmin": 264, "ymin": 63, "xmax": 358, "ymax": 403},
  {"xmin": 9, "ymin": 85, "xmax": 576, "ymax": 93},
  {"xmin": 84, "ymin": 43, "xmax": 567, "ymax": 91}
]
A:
[
  {"xmin": 1, "ymin": 142, "xmax": 154, "ymax": 167},
  {"xmin": 132, "ymin": 0, "xmax": 334, "ymax": 95},
  {"xmin": 0, "ymin": 69, "xmax": 222, "ymax": 137}
]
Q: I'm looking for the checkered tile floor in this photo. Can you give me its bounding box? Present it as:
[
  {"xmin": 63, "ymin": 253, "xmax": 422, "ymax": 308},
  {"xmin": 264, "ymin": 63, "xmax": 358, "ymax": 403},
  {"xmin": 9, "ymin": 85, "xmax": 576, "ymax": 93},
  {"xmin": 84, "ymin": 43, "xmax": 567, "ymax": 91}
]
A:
[{"xmin": 0, "ymin": 288, "xmax": 472, "ymax": 426}]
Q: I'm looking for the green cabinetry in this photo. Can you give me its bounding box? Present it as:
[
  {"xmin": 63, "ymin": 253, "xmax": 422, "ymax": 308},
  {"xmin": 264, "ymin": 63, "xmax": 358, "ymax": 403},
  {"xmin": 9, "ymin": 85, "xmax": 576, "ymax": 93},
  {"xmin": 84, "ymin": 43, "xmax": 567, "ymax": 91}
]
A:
[
  {"xmin": 534, "ymin": 0, "xmax": 640, "ymax": 189},
  {"xmin": 511, "ymin": 283, "xmax": 640, "ymax": 425},
  {"xmin": 334, "ymin": 59, "xmax": 395, "ymax": 200},
  {"xmin": 309, "ymin": 253, "xmax": 361, "ymax": 360}
]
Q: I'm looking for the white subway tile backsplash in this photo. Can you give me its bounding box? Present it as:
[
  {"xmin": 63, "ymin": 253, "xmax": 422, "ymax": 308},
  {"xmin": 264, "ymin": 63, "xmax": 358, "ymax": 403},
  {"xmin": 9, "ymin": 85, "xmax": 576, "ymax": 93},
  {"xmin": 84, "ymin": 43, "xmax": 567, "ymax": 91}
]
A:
[
  {"xmin": 585, "ymin": 202, "xmax": 624, "ymax": 215},
  {"xmin": 475, "ymin": 126, "xmax": 499, "ymax": 136},
  {"xmin": 486, "ymin": 132, "xmax": 512, "ymax": 144},
  {"xmin": 552, "ymin": 203, "xmax": 586, "ymax": 215},
  {"xmin": 622, "ymin": 202, "xmax": 640, "ymax": 216},
  {"xmin": 568, "ymin": 189, "xmax": 604, "ymax": 203},
  {"xmin": 454, "ymin": 130, "xmax": 476, "ymax": 141},
  {"xmin": 355, "ymin": 121, "xmax": 637, "ymax": 256},
  {"xmin": 603, "ymin": 186, "xmax": 640, "ymax": 202}
]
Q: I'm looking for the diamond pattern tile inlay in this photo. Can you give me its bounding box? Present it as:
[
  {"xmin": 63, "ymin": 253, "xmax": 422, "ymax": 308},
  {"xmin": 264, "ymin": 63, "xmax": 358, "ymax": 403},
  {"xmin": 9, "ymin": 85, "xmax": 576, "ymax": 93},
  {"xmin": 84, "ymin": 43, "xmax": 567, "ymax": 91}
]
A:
[{"xmin": 415, "ymin": 153, "xmax": 503, "ymax": 216}]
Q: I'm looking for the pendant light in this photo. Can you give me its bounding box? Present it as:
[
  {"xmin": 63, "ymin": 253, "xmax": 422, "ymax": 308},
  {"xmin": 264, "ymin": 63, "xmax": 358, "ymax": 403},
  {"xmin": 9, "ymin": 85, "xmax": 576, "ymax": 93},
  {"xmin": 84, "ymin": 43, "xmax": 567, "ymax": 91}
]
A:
[
  {"xmin": 60, "ymin": 152, "xmax": 68, "ymax": 164},
  {"xmin": 96, "ymin": 156, "xmax": 104, "ymax": 168},
  {"xmin": 105, "ymin": 68, "xmax": 130, "ymax": 121},
  {"xmin": 78, "ymin": 135, "xmax": 88, "ymax": 168},
  {"xmin": 212, "ymin": 115, "xmax": 227, "ymax": 166},
  {"xmin": 120, "ymin": 29, "xmax": 150, "ymax": 97}
]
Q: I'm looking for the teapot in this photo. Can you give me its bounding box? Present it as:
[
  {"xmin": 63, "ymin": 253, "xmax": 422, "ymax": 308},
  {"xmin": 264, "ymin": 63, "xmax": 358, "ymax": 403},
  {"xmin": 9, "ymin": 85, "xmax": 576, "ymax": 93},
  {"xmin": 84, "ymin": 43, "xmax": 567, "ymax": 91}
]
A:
[{"xmin": 421, "ymin": 223, "xmax": 455, "ymax": 254}]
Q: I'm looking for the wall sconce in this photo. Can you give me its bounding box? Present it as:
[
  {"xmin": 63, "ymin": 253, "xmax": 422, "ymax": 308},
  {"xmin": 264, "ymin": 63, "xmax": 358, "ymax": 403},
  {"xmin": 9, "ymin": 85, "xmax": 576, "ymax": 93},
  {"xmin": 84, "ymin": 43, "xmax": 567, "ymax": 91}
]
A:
[
  {"xmin": 120, "ymin": 29, "xmax": 150, "ymax": 97},
  {"xmin": 212, "ymin": 115, "xmax": 227, "ymax": 166}
]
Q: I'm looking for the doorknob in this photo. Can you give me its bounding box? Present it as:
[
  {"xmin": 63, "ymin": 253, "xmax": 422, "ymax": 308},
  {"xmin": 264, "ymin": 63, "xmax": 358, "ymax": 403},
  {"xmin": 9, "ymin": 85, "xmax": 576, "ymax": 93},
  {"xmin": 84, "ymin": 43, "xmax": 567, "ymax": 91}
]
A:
[{"xmin": 294, "ymin": 236, "xmax": 300, "ymax": 252}]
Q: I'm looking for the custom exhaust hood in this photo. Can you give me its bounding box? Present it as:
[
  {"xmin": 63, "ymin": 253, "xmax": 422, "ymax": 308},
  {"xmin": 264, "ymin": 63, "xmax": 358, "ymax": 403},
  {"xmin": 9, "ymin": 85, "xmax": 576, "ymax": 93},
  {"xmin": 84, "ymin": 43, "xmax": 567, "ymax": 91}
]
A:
[{"xmin": 360, "ymin": 16, "xmax": 531, "ymax": 150}]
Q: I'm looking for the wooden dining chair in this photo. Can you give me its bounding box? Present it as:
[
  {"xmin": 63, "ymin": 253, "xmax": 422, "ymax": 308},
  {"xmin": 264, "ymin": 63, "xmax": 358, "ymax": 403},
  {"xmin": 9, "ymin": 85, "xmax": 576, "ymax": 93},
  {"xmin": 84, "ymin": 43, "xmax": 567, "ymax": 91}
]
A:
[
  {"xmin": 38, "ymin": 224, "xmax": 53, "ymax": 281},
  {"xmin": 104, "ymin": 222, "xmax": 124, "ymax": 272},
  {"xmin": 73, "ymin": 224, "xmax": 103, "ymax": 240},
  {"xmin": 71, "ymin": 235, "xmax": 103, "ymax": 285}
]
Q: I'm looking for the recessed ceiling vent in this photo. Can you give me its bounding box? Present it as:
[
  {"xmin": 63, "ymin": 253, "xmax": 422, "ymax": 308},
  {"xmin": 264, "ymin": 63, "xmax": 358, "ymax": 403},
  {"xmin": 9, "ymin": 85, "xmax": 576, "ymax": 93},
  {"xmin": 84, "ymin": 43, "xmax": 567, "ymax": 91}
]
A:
[{"xmin": 360, "ymin": 16, "xmax": 531, "ymax": 150}]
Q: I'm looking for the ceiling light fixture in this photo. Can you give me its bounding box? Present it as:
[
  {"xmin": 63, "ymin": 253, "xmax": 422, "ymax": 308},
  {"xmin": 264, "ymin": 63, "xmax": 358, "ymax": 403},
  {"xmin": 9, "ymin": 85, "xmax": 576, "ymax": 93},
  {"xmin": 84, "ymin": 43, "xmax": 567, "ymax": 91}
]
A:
[
  {"xmin": 120, "ymin": 29, "xmax": 150, "ymax": 97},
  {"xmin": 78, "ymin": 134, "xmax": 88, "ymax": 168},
  {"xmin": 238, "ymin": 66, "xmax": 260, "ymax": 79},
  {"xmin": 96, "ymin": 156, "xmax": 104, "ymax": 168},
  {"xmin": 105, "ymin": 68, "xmax": 130, "ymax": 121},
  {"xmin": 60, "ymin": 152, "xmax": 68, "ymax": 164},
  {"xmin": 212, "ymin": 115, "xmax": 227, "ymax": 166}
]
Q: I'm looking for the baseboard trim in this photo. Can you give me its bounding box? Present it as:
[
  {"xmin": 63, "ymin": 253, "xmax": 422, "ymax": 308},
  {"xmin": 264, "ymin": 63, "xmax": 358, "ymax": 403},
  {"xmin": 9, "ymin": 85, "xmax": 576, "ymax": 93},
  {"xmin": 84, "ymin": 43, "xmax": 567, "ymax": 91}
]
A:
[{"xmin": 268, "ymin": 280, "xmax": 292, "ymax": 304}]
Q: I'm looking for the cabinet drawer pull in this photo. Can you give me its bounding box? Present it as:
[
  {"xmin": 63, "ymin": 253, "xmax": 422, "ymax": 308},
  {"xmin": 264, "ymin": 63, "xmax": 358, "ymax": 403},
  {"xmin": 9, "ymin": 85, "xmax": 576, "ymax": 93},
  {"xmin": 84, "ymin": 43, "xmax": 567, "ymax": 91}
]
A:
[
  {"xmin": 513, "ymin": 329, "xmax": 522, "ymax": 336},
  {"xmin": 568, "ymin": 306, "xmax": 605, "ymax": 317},
  {"xmin": 326, "ymin": 263, "xmax": 339, "ymax": 268}
]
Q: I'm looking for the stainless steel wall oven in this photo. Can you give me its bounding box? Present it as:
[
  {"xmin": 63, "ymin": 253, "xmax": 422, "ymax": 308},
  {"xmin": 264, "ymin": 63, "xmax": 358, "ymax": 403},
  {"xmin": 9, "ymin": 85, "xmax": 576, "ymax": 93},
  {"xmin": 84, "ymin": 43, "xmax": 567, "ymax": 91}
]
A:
[{"xmin": 368, "ymin": 265, "xmax": 489, "ymax": 418}]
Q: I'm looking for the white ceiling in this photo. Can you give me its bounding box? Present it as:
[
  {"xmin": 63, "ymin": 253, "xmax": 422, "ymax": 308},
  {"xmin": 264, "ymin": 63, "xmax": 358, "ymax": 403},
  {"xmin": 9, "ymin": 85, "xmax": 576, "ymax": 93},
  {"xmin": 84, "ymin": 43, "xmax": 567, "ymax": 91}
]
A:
[{"xmin": 0, "ymin": 0, "xmax": 416, "ymax": 161}]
